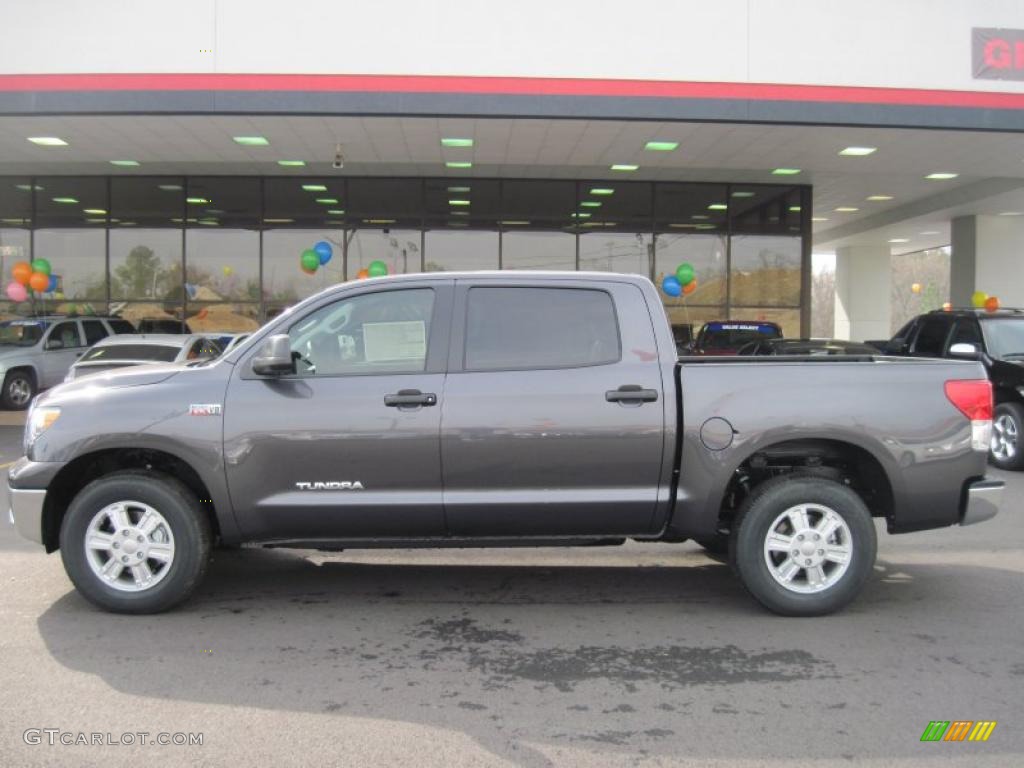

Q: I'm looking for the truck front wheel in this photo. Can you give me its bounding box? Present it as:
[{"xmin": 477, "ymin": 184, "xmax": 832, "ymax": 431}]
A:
[
  {"xmin": 59, "ymin": 471, "xmax": 212, "ymax": 614},
  {"xmin": 2, "ymin": 370, "xmax": 36, "ymax": 410},
  {"xmin": 730, "ymin": 476, "xmax": 876, "ymax": 616}
]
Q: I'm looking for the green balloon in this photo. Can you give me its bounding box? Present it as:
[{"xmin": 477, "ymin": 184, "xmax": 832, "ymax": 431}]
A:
[
  {"xmin": 367, "ymin": 260, "xmax": 388, "ymax": 278},
  {"xmin": 675, "ymin": 263, "xmax": 695, "ymax": 285},
  {"xmin": 300, "ymin": 249, "xmax": 320, "ymax": 272},
  {"xmin": 31, "ymin": 258, "xmax": 51, "ymax": 276}
]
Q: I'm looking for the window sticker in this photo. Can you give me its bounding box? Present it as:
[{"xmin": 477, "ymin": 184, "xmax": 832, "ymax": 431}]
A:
[{"xmin": 363, "ymin": 320, "xmax": 427, "ymax": 362}]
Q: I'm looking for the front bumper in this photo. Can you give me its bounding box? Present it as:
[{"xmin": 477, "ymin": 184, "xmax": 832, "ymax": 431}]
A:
[
  {"xmin": 8, "ymin": 486, "xmax": 46, "ymax": 544},
  {"xmin": 961, "ymin": 479, "xmax": 1003, "ymax": 526}
]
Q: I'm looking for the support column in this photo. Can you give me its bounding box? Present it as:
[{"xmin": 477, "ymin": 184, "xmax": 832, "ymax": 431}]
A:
[
  {"xmin": 834, "ymin": 244, "xmax": 891, "ymax": 341},
  {"xmin": 952, "ymin": 214, "xmax": 1024, "ymax": 308}
]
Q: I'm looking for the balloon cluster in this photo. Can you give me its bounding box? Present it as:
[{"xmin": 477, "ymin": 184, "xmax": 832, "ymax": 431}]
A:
[
  {"xmin": 300, "ymin": 241, "xmax": 334, "ymax": 275},
  {"xmin": 661, "ymin": 262, "xmax": 697, "ymax": 297},
  {"xmin": 355, "ymin": 260, "xmax": 389, "ymax": 280},
  {"xmin": 6, "ymin": 259, "xmax": 56, "ymax": 302},
  {"xmin": 972, "ymin": 291, "xmax": 1000, "ymax": 312}
]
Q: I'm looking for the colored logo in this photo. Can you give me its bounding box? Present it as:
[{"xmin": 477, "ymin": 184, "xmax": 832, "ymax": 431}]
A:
[{"xmin": 920, "ymin": 721, "xmax": 997, "ymax": 742}]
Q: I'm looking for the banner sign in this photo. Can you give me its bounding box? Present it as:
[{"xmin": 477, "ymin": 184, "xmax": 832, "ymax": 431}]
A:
[{"xmin": 973, "ymin": 28, "xmax": 1024, "ymax": 81}]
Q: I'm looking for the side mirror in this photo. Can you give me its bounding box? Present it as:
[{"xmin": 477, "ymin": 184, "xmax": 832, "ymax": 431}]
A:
[
  {"xmin": 949, "ymin": 342, "xmax": 980, "ymax": 359},
  {"xmin": 45, "ymin": 338, "xmax": 64, "ymax": 350},
  {"xmin": 251, "ymin": 334, "xmax": 296, "ymax": 376}
]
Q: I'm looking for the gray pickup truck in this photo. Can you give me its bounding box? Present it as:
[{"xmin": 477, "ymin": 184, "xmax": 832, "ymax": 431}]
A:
[{"xmin": 8, "ymin": 272, "xmax": 1003, "ymax": 616}]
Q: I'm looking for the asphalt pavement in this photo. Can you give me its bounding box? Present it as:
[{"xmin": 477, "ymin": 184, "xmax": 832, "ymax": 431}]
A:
[{"xmin": 0, "ymin": 424, "xmax": 1021, "ymax": 768}]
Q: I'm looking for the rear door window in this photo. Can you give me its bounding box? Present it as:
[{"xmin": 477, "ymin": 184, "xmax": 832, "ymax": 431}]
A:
[
  {"xmin": 948, "ymin": 318, "xmax": 984, "ymax": 351},
  {"xmin": 107, "ymin": 319, "xmax": 136, "ymax": 334},
  {"xmin": 464, "ymin": 287, "xmax": 620, "ymax": 371},
  {"xmin": 82, "ymin": 320, "xmax": 109, "ymax": 346},
  {"xmin": 911, "ymin": 315, "xmax": 954, "ymax": 357},
  {"xmin": 48, "ymin": 321, "xmax": 83, "ymax": 349}
]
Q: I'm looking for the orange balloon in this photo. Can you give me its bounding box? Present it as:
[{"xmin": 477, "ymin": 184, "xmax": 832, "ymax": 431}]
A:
[
  {"xmin": 28, "ymin": 271, "xmax": 49, "ymax": 292},
  {"xmin": 942, "ymin": 302, "xmax": 952, "ymax": 312},
  {"xmin": 682, "ymin": 278, "xmax": 698, "ymax": 295},
  {"xmin": 357, "ymin": 268, "xmax": 370, "ymax": 280},
  {"xmin": 985, "ymin": 296, "xmax": 1000, "ymax": 312},
  {"xmin": 911, "ymin": 283, "xmax": 922, "ymax": 294},
  {"xmin": 11, "ymin": 262, "xmax": 32, "ymax": 286},
  {"xmin": 197, "ymin": 308, "xmax": 209, "ymax": 320}
]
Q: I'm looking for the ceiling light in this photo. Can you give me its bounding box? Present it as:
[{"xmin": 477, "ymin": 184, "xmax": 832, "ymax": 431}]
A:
[
  {"xmin": 263, "ymin": 218, "xmax": 295, "ymax": 224},
  {"xmin": 500, "ymin": 220, "xmax": 530, "ymax": 226},
  {"xmin": 771, "ymin": 168, "xmax": 801, "ymax": 175},
  {"xmin": 0, "ymin": 218, "xmax": 28, "ymax": 224},
  {"xmin": 82, "ymin": 208, "xmax": 106, "ymax": 215},
  {"xmin": 197, "ymin": 219, "xmax": 219, "ymax": 226},
  {"xmin": 888, "ymin": 238, "xmax": 910, "ymax": 244},
  {"xmin": 788, "ymin": 205, "xmax": 802, "ymax": 212},
  {"xmin": 811, "ymin": 217, "xmax": 829, "ymax": 222},
  {"xmin": 580, "ymin": 201, "xmax": 602, "ymax": 208},
  {"xmin": 277, "ymin": 160, "xmax": 306, "ymax": 167},
  {"xmin": 708, "ymin": 203, "xmax": 728, "ymax": 211},
  {"xmin": 447, "ymin": 186, "xmax": 471, "ymax": 193},
  {"xmin": 835, "ymin": 206, "xmax": 859, "ymax": 212},
  {"xmin": 158, "ymin": 184, "xmax": 183, "ymax": 191},
  {"xmin": 919, "ymin": 230, "xmax": 940, "ymax": 235},
  {"xmin": 15, "ymin": 184, "xmax": 43, "ymax": 191},
  {"xmin": 233, "ymin": 136, "xmax": 269, "ymax": 146},
  {"xmin": 691, "ymin": 214, "xmax": 709, "ymax": 220},
  {"xmin": 110, "ymin": 160, "xmax": 140, "ymax": 166},
  {"xmin": 204, "ymin": 208, "xmax": 225, "ymax": 214},
  {"xmin": 731, "ymin": 191, "xmax": 755, "ymax": 198},
  {"xmin": 85, "ymin": 218, "xmax": 106, "ymax": 224},
  {"xmin": 925, "ymin": 172, "xmax": 958, "ymax": 180},
  {"xmin": 441, "ymin": 138, "xmax": 473, "ymax": 148},
  {"xmin": 866, "ymin": 195, "xmax": 894, "ymax": 201},
  {"xmin": 450, "ymin": 210, "xmax": 469, "ymax": 216},
  {"xmin": 694, "ymin": 224, "xmax": 715, "ymax": 230},
  {"xmin": 610, "ymin": 164, "xmax": 639, "ymax": 171},
  {"xmin": 446, "ymin": 161, "xmax": 473, "ymax": 169},
  {"xmin": 315, "ymin": 198, "xmax": 339, "ymax": 204},
  {"xmin": 364, "ymin": 218, "xmax": 396, "ymax": 224},
  {"xmin": 186, "ymin": 197, "xmax": 210, "ymax": 205},
  {"xmin": 644, "ymin": 141, "xmax": 678, "ymax": 151},
  {"xmin": 998, "ymin": 211, "xmax": 1024, "ymax": 216},
  {"xmin": 669, "ymin": 223, "xmax": 698, "ymax": 229},
  {"xmin": 28, "ymin": 137, "xmax": 68, "ymax": 146},
  {"xmin": 327, "ymin": 209, "xmax": 345, "ymax": 215},
  {"xmin": 448, "ymin": 199, "xmax": 471, "ymax": 206},
  {"xmin": 52, "ymin": 197, "xmax": 78, "ymax": 204},
  {"xmin": 571, "ymin": 213, "xmax": 592, "ymax": 219},
  {"xmin": 302, "ymin": 184, "xmax": 327, "ymax": 192},
  {"xmin": 590, "ymin": 188, "xmax": 615, "ymax": 195},
  {"xmin": 839, "ymin": 146, "xmax": 877, "ymax": 156}
]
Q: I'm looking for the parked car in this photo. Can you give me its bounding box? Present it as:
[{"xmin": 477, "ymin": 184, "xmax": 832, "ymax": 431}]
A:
[
  {"xmin": 688, "ymin": 320, "xmax": 783, "ymax": 355},
  {"xmin": 738, "ymin": 338, "xmax": 880, "ymax": 357},
  {"xmin": 0, "ymin": 315, "xmax": 135, "ymax": 409},
  {"xmin": 9, "ymin": 273, "xmax": 1002, "ymax": 616},
  {"xmin": 209, "ymin": 333, "xmax": 251, "ymax": 356},
  {"xmin": 868, "ymin": 307, "xmax": 1024, "ymax": 470},
  {"xmin": 65, "ymin": 334, "xmax": 223, "ymax": 382}
]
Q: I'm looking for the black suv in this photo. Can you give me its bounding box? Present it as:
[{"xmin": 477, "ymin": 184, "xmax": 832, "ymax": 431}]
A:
[{"xmin": 870, "ymin": 308, "xmax": 1024, "ymax": 470}]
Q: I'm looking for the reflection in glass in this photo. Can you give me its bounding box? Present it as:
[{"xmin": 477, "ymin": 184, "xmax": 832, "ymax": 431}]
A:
[
  {"xmin": 423, "ymin": 230, "xmax": 497, "ymax": 271},
  {"xmin": 654, "ymin": 233, "xmax": 726, "ymax": 306},
  {"xmin": 578, "ymin": 232, "xmax": 651, "ymax": 275},
  {"xmin": 263, "ymin": 229, "xmax": 345, "ymax": 302},
  {"xmin": 730, "ymin": 307, "xmax": 801, "ymax": 338},
  {"xmin": 185, "ymin": 229, "xmax": 259, "ymax": 303},
  {"xmin": 34, "ymin": 229, "xmax": 107, "ymax": 304},
  {"xmin": 186, "ymin": 302, "xmax": 261, "ymax": 333},
  {"xmin": 350, "ymin": 229, "xmax": 423, "ymax": 274},
  {"xmin": 110, "ymin": 229, "xmax": 182, "ymax": 301},
  {"xmin": 502, "ymin": 231, "xmax": 575, "ymax": 271},
  {"xmin": 730, "ymin": 235, "xmax": 801, "ymax": 307}
]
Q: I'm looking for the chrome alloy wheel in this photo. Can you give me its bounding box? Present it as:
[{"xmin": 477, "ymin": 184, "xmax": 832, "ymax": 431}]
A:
[
  {"xmin": 8, "ymin": 377, "xmax": 31, "ymax": 406},
  {"xmin": 991, "ymin": 414, "xmax": 1019, "ymax": 462},
  {"xmin": 762, "ymin": 503, "xmax": 853, "ymax": 594},
  {"xmin": 84, "ymin": 501, "xmax": 176, "ymax": 592}
]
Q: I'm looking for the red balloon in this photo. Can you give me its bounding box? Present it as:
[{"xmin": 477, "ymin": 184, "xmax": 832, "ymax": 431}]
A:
[
  {"xmin": 11, "ymin": 262, "xmax": 32, "ymax": 286},
  {"xmin": 357, "ymin": 268, "xmax": 370, "ymax": 280},
  {"xmin": 28, "ymin": 271, "xmax": 49, "ymax": 292},
  {"xmin": 985, "ymin": 296, "xmax": 1000, "ymax": 312}
]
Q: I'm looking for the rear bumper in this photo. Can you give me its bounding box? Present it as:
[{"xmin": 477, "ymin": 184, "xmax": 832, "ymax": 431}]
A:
[
  {"xmin": 961, "ymin": 479, "xmax": 1003, "ymax": 526},
  {"xmin": 8, "ymin": 486, "xmax": 46, "ymax": 544}
]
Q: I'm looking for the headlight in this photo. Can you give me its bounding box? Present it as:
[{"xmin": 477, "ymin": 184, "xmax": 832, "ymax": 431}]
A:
[{"xmin": 25, "ymin": 406, "xmax": 61, "ymax": 451}]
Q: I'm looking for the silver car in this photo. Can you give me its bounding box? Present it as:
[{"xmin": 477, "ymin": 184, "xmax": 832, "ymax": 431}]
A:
[
  {"xmin": 65, "ymin": 334, "xmax": 223, "ymax": 382},
  {"xmin": 0, "ymin": 316, "xmax": 135, "ymax": 409}
]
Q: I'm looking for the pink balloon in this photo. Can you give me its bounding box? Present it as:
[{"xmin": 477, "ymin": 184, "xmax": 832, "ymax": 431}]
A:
[{"xmin": 6, "ymin": 281, "xmax": 27, "ymax": 302}]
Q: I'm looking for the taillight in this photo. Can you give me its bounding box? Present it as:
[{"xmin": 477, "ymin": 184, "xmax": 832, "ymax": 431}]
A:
[{"xmin": 945, "ymin": 379, "xmax": 993, "ymax": 452}]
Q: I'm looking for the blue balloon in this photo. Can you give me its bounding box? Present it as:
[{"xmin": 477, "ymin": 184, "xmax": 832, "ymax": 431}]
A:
[
  {"xmin": 46, "ymin": 274, "xmax": 58, "ymax": 293},
  {"xmin": 662, "ymin": 275, "xmax": 682, "ymax": 297},
  {"xmin": 314, "ymin": 241, "xmax": 333, "ymax": 265}
]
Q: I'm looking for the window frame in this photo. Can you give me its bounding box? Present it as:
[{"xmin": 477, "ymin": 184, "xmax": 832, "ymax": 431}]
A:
[
  {"xmin": 910, "ymin": 314, "xmax": 955, "ymax": 357},
  {"xmin": 45, "ymin": 320, "xmax": 84, "ymax": 350},
  {"xmin": 456, "ymin": 284, "xmax": 623, "ymax": 374},
  {"xmin": 947, "ymin": 317, "xmax": 985, "ymax": 354}
]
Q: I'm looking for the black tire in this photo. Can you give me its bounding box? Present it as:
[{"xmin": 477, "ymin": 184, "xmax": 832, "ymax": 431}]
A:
[
  {"xmin": 59, "ymin": 470, "xmax": 212, "ymax": 614},
  {"xmin": 2, "ymin": 369, "xmax": 36, "ymax": 410},
  {"xmin": 730, "ymin": 475, "xmax": 876, "ymax": 617},
  {"xmin": 989, "ymin": 402, "xmax": 1024, "ymax": 471}
]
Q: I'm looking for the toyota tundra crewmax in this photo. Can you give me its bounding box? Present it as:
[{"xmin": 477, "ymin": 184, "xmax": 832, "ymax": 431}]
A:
[{"xmin": 8, "ymin": 272, "xmax": 1004, "ymax": 616}]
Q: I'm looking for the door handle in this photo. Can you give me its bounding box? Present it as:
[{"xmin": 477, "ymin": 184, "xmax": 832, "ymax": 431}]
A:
[
  {"xmin": 605, "ymin": 385, "xmax": 658, "ymax": 403},
  {"xmin": 384, "ymin": 389, "xmax": 437, "ymax": 407}
]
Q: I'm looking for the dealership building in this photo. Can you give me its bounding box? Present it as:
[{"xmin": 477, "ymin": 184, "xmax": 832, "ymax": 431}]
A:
[{"xmin": 1, "ymin": 0, "xmax": 1024, "ymax": 339}]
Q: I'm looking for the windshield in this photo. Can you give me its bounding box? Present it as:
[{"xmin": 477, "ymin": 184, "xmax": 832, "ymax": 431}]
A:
[
  {"xmin": 983, "ymin": 318, "xmax": 1024, "ymax": 359},
  {"xmin": 699, "ymin": 323, "xmax": 781, "ymax": 351},
  {"xmin": 79, "ymin": 344, "xmax": 180, "ymax": 363},
  {"xmin": 0, "ymin": 320, "xmax": 47, "ymax": 347}
]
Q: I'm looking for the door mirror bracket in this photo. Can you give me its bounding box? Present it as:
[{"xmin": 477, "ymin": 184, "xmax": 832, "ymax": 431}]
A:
[{"xmin": 251, "ymin": 334, "xmax": 296, "ymax": 376}]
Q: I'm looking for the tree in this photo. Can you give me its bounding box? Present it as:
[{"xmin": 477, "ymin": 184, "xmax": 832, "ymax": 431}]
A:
[
  {"xmin": 114, "ymin": 246, "xmax": 162, "ymax": 299},
  {"xmin": 811, "ymin": 269, "xmax": 836, "ymax": 338},
  {"xmin": 890, "ymin": 248, "xmax": 950, "ymax": 333}
]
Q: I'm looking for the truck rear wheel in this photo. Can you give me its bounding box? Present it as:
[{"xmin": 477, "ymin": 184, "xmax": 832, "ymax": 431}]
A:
[
  {"xmin": 59, "ymin": 471, "xmax": 212, "ymax": 614},
  {"xmin": 730, "ymin": 476, "xmax": 876, "ymax": 616},
  {"xmin": 990, "ymin": 402, "xmax": 1024, "ymax": 471}
]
